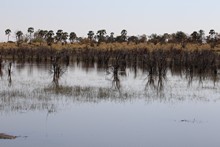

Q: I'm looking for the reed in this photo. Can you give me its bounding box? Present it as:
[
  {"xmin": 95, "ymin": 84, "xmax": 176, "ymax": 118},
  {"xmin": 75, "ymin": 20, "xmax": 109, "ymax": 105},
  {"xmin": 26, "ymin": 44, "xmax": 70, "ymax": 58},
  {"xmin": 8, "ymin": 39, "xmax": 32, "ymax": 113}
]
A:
[{"xmin": 0, "ymin": 42, "xmax": 219, "ymax": 82}]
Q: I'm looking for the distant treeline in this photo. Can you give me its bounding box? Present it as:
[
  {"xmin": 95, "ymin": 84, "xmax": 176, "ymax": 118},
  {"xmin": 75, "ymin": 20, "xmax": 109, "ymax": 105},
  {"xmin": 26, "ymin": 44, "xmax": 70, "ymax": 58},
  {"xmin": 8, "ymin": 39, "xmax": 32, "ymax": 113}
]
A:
[{"xmin": 3, "ymin": 28, "xmax": 220, "ymax": 48}]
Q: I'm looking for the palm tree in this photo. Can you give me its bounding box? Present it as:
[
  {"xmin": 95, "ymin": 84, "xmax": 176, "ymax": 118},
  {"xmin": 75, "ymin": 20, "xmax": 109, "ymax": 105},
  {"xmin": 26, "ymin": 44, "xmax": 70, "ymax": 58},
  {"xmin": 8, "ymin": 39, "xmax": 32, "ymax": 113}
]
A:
[
  {"xmin": 209, "ymin": 29, "xmax": 216, "ymax": 39},
  {"xmin": 69, "ymin": 32, "xmax": 77, "ymax": 44},
  {"xmin": 16, "ymin": 31, "xmax": 23, "ymax": 46},
  {"xmin": 38, "ymin": 30, "xmax": 45, "ymax": 37},
  {"xmin": 175, "ymin": 31, "xmax": 187, "ymax": 48},
  {"xmin": 96, "ymin": 29, "xmax": 107, "ymax": 44},
  {"xmin": 107, "ymin": 32, "xmax": 115, "ymax": 43},
  {"xmin": 16, "ymin": 31, "xmax": 23, "ymax": 41},
  {"xmin": 190, "ymin": 31, "xmax": 199, "ymax": 43},
  {"xmin": 61, "ymin": 32, "xmax": 68, "ymax": 45},
  {"xmin": 87, "ymin": 31, "xmax": 94, "ymax": 41},
  {"xmin": 120, "ymin": 29, "xmax": 127, "ymax": 42},
  {"xmin": 5, "ymin": 29, "xmax": 11, "ymax": 42},
  {"xmin": 38, "ymin": 30, "xmax": 48, "ymax": 39},
  {"xmin": 32, "ymin": 29, "xmax": 44, "ymax": 45},
  {"xmin": 149, "ymin": 34, "xmax": 160, "ymax": 45},
  {"xmin": 28, "ymin": 27, "xmax": 34, "ymax": 44},
  {"xmin": 54, "ymin": 30, "xmax": 63, "ymax": 43},
  {"xmin": 47, "ymin": 30, "xmax": 54, "ymax": 37},
  {"xmin": 43, "ymin": 30, "xmax": 48, "ymax": 39},
  {"xmin": 208, "ymin": 29, "xmax": 217, "ymax": 48},
  {"xmin": 37, "ymin": 30, "xmax": 49, "ymax": 45},
  {"xmin": 46, "ymin": 30, "xmax": 54, "ymax": 46}
]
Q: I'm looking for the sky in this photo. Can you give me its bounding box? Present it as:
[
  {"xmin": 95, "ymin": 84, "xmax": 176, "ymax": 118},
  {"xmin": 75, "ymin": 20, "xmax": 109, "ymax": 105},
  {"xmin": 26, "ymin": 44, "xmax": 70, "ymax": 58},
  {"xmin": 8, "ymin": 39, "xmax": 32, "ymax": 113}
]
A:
[{"xmin": 0, "ymin": 0, "xmax": 220, "ymax": 41}]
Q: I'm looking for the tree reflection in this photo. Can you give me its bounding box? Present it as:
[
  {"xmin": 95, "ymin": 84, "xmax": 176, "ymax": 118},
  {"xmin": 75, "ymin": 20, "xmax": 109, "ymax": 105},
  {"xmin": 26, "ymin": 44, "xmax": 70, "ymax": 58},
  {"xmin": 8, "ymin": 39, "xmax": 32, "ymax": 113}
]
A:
[
  {"xmin": 0, "ymin": 58, "xmax": 3, "ymax": 78},
  {"xmin": 50, "ymin": 55, "xmax": 67, "ymax": 87},
  {"xmin": 8, "ymin": 62, "xmax": 12, "ymax": 87},
  {"xmin": 145, "ymin": 49, "xmax": 167, "ymax": 93},
  {"xmin": 106, "ymin": 65, "xmax": 121, "ymax": 91},
  {"xmin": 0, "ymin": 51, "xmax": 220, "ymax": 114},
  {"xmin": 106, "ymin": 54, "xmax": 127, "ymax": 92}
]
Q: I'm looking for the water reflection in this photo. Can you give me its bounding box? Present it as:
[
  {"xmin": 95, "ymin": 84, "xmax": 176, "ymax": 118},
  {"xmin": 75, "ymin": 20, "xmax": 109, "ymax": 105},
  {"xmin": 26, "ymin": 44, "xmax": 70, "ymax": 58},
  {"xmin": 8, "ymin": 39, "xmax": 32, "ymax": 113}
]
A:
[
  {"xmin": 144, "ymin": 50, "xmax": 167, "ymax": 94},
  {"xmin": 0, "ymin": 59, "xmax": 219, "ymax": 113},
  {"xmin": 49, "ymin": 55, "xmax": 68, "ymax": 87},
  {"xmin": 0, "ymin": 57, "xmax": 3, "ymax": 78},
  {"xmin": 106, "ymin": 66, "xmax": 121, "ymax": 91},
  {"xmin": 1, "ymin": 50, "xmax": 220, "ymax": 147},
  {"xmin": 7, "ymin": 62, "xmax": 12, "ymax": 87}
]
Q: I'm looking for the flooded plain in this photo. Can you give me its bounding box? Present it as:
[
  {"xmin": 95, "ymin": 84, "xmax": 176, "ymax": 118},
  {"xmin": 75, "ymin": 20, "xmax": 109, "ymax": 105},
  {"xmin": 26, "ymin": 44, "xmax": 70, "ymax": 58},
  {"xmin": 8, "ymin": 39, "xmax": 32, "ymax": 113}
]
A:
[{"xmin": 1, "ymin": 61, "xmax": 220, "ymax": 147}]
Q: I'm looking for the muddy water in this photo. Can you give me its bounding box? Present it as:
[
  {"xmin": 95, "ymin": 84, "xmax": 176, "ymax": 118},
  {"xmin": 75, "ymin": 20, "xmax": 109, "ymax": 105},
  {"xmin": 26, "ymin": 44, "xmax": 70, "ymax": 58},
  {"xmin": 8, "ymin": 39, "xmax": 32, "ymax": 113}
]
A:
[{"xmin": 1, "ymin": 62, "xmax": 220, "ymax": 147}]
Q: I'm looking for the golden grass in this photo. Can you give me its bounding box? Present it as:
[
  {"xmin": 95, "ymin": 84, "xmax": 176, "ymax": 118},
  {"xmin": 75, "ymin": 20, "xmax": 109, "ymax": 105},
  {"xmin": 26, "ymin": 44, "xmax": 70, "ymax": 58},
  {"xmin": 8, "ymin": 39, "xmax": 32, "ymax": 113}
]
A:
[{"xmin": 0, "ymin": 42, "xmax": 220, "ymax": 52}]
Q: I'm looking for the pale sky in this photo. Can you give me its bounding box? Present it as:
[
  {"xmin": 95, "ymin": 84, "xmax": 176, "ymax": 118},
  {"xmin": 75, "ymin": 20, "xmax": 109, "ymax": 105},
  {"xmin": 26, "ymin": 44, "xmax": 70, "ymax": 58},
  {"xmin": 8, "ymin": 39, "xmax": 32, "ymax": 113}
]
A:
[{"xmin": 0, "ymin": 0, "xmax": 219, "ymax": 41}]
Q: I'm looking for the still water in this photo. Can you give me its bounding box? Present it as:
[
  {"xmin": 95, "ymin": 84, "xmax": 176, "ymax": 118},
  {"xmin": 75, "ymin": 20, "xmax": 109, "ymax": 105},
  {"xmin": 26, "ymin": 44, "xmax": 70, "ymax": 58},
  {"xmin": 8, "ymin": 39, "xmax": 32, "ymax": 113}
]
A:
[{"xmin": 1, "ymin": 62, "xmax": 220, "ymax": 147}]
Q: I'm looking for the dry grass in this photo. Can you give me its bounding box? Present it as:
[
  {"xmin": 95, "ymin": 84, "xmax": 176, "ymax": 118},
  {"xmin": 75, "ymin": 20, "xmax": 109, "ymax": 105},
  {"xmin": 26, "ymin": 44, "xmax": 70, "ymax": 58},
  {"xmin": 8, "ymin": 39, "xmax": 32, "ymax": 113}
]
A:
[{"xmin": 1, "ymin": 42, "xmax": 220, "ymax": 51}]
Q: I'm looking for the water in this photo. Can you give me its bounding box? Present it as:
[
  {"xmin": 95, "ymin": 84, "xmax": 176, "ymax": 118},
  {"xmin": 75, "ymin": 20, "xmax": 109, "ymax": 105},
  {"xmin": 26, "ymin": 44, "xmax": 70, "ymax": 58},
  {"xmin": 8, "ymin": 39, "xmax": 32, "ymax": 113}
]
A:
[{"xmin": 1, "ymin": 61, "xmax": 220, "ymax": 147}]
